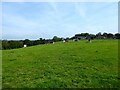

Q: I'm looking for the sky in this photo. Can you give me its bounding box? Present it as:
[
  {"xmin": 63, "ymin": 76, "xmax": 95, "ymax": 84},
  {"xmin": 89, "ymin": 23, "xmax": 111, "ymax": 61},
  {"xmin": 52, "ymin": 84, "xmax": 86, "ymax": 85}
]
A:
[{"xmin": 2, "ymin": 2, "xmax": 118, "ymax": 40}]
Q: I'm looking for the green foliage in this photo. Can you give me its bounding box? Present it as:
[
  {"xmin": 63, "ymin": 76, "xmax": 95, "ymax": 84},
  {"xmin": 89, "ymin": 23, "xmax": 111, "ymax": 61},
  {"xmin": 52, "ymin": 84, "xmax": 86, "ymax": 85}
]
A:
[
  {"xmin": 2, "ymin": 33, "xmax": 120, "ymax": 50},
  {"xmin": 2, "ymin": 40, "xmax": 118, "ymax": 88},
  {"xmin": 75, "ymin": 33, "xmax": 89, "ymax": 37},
  {"xmin": 23, "ymin": 39, "xmax": 30, "ymax": 45},
  {"xmin": 115, "ymin": 33, "xmax": 120, "ymax": 39},
  {"xmin": 52, "ymin": 36, "xmax": 62, "ymax": 42},
  {"xmin": 2, "ymin": 40, "xmax": 23, "ymax": 50}
]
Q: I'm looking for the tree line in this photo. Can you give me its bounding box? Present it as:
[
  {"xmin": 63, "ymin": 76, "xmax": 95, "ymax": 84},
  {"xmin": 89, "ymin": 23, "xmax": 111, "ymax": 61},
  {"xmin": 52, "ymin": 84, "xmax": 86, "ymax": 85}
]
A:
[
  {"xmin": 1, "ymin": 32, "xmax": 120, "ymax": 50},
  {"xmin": 1, "ymin": 36, "xmax": 63, "ymax": 50}
]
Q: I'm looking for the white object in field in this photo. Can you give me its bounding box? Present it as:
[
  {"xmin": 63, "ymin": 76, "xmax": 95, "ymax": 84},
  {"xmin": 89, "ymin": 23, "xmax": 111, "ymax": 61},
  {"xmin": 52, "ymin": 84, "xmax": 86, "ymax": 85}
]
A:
[
  {"xmin": 53, "ymin": 42, "xmax": 55, "ymax": 44},
  {"xmin": 73, "ymin": 39, "xmax": 75, "ymax": 41},
  {"xmin": 24, "ymin": 44, "xmax": 27, "ymax": 48},
  {"xmin": 63, "ymin": 40, "xmax": 65, "ymax": 42}
]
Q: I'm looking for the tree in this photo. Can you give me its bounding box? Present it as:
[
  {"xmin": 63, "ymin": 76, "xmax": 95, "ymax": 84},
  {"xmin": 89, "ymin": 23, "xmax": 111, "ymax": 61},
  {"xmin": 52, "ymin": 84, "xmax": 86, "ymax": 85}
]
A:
[
  {"xmin": 82, "ymin": 33, "xmax": 89, "ymax": 37},
  {"xmin": 2, "ymin": 40, "xmax": 10, "ymax": 49},
  {"xmin": 89, "ymin": 34, "xmax": 96, "ymax": 39},
  {"xmin": 96, "ymin": 32, "xmax": 102, "ymax": 39},
  {"xmin": 66, "ymin": 37, "xmax": 70, "ymax": 40},
  {"xmin": 107, "ymin": 33, "xmax": 114, "ymax": 39},
  {"xmin": 39, "ymin": 38, "xmax": 46, "ymax": 44},
  {"xmin": 0, "ymin": 40, "xmax": 2, "ymax": 50},
  {"xmin": 8, "ymin": 41, "xmax": 23, "ymax": 49},
  {"xmin": 103, "ymin": 32, "xmax": 108, "ymax": 38},
  {"xmin": 52, "ymin": 36, "xmax": 62, "ymax": 42},
  {"xmin": 39, "ymin": 38, "xmax": 42, "ymax": 41},
  {"xmin": 23, "ymin": 39, "xmax": 30, "ymax": 46},
  {"xmin": 2, "ymin": 40, "xmax": 23, "ymax": 49},
  {"xmin": 75, "ymin": 33, "xmax": 89, "ymax": 37},
  {"xmin": 115, "ymin": 33, "xmax": 120, "ymax": 39}
]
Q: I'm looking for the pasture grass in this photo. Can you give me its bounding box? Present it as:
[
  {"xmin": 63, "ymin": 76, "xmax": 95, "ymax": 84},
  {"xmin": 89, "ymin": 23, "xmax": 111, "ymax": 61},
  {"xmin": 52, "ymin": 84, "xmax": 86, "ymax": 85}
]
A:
[{"xmin": 2, "ymin": 39, "xmax": 119, "ymax": 88}]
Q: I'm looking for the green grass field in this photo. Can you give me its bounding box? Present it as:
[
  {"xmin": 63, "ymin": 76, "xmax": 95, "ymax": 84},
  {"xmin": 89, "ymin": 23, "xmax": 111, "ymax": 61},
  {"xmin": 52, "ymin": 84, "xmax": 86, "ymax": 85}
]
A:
[{"xmin": 2, "ymin": 40, "xmax": 119, "ymax": 88}]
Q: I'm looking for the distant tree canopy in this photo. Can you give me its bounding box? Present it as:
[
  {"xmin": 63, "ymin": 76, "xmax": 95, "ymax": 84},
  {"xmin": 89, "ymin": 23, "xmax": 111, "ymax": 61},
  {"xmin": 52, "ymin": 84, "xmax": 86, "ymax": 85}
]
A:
[
  {"xmin": 103, "ymin": 33, "xmax": 108, "ymax": 37},
  {"xmin": 1, "ymin": 32, "xmax": 120, "ymax": 50},
  {"xmin": 2, "ymin": 40, "xmax": 23, "ymax": 49},
  {"xmin": 115, "ymin": 33, "xmax": 120, "ymax": 39},
  {"xmin": 52, "ymin": 36, "xmax": 62, "ymax": 42},
  {"xmin": 75, "ymin": 33, "xmax": 89, "ymax": 37},
  {"xmin": 0, "ymin": 40, "xmax": 2, "ymax": 50}
]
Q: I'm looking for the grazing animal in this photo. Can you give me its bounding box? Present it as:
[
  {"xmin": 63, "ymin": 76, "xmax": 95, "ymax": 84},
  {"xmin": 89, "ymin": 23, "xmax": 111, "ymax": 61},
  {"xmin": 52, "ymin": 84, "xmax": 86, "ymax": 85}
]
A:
[
  {"xmin": 73, "ymin": 39, "xmax": 75, "ymax": 41},
  {"xmin": 23, "ymin": 45, "xmax": 27, "ymax": 48},
  {"xmin": 63, "ymin": 40, "xmax": 65, "ymax": 42},
  {"xmin": 75, "ymin": 39, "xmax": 78, "ymax": 41},
  {"xmin": 73, "ymin": 38, "xmax": 78, "ymax": 42},
  {"xmin": 88, "ymin": 38, "xmax": 91, "ymax": 43}
]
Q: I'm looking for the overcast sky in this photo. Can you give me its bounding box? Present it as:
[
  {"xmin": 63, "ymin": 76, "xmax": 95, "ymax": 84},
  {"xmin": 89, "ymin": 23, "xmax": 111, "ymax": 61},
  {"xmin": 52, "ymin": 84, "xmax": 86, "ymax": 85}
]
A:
[{"xmin": 2, "ymin": 2, "xmax": 118, "ymax": 40}]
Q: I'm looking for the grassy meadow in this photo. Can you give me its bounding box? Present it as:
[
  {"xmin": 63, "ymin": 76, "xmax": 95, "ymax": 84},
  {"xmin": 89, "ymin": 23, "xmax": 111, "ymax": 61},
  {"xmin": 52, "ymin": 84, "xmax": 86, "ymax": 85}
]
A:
[{"xmin": 2, "ymin": 39, "xmax": 119, "ymax": 88}]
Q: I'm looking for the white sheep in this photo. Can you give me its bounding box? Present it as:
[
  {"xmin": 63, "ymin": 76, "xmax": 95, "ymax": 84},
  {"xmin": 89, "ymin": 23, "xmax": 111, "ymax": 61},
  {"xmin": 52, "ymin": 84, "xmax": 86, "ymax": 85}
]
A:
[
  {"xmin": 63, "ymin": 40, "xmax": 65, "ymax": 42},
  {"xmin": 23, "ymin": 44, "xmax": 27, "ymax": 48}
]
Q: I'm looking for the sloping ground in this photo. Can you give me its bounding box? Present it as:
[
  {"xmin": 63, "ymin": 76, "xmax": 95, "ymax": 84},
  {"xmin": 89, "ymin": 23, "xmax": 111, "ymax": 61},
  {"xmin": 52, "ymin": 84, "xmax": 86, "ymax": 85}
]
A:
[{"xmin": 2, "ymin": 40, "xmax": 118, "ymax": 88}]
